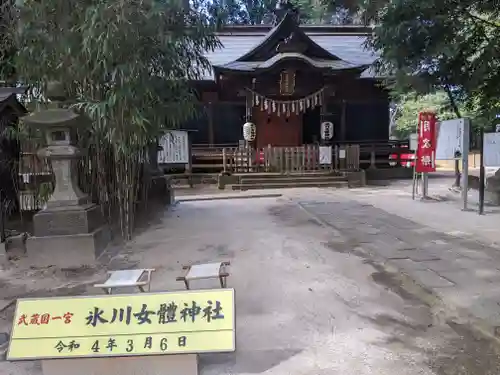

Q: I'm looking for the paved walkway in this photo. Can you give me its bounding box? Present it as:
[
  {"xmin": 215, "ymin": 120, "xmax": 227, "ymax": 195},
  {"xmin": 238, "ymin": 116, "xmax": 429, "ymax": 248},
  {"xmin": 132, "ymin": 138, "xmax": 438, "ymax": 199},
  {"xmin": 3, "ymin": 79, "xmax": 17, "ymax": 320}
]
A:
[
  {"xmin": 298, "ymin": 180, "xmax": 500, "ymax": 345},
  {"xmin": 3, "ymin": 184, "xmax": 500, "ymax": 374}
]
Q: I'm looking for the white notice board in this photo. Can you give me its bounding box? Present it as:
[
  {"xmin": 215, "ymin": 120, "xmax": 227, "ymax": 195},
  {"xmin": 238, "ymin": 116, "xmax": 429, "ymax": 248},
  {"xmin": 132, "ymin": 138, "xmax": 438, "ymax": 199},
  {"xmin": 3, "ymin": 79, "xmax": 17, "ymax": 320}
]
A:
[
  {"xmin": 484, "ymin": 132, "xmax": 500, "ymax": 167},
  {"xmin": 319, "ymin": 146, "xmax": 332, "ymax": 165},
  {"xmin": 409, "ymin": 133, "xmax": 418, "ymax": 151},
  {"xmin": 435, "ymin": 118, "xmax": 469, "ymax": 160},
  {"xmin": 158, "ymin": 130, "xmax": 189, "ymax": 164}
]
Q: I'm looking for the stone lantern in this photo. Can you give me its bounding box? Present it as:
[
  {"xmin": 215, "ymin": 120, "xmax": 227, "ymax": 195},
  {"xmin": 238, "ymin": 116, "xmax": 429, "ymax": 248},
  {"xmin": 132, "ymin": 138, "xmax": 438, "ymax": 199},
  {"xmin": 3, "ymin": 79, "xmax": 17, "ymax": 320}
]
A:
[
  {"xmin": 24, "ymin": 85, "xmax": 110, "ymax": 267},
  {"xmin": 29, "ymin": 109, "xmax": 89, "ymax": 208}
]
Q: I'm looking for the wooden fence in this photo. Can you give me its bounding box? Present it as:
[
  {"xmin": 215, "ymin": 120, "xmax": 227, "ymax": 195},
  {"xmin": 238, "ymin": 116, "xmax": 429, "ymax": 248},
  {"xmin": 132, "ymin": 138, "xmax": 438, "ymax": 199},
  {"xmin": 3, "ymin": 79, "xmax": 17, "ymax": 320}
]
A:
[
  {"xmin": 192, "ymin": 140, "xmax": 409, "ymax": 173},
  {"xmin": 220, "ymin": 144, "xmax": 360, "ymax": 174}
]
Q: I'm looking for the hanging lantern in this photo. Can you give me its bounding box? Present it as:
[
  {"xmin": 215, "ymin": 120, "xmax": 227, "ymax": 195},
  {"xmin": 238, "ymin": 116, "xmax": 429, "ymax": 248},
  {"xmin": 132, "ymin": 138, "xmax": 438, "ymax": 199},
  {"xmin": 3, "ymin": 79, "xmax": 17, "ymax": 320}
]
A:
[
  {"xmin": 243, "ymin": 122, "xmax": 256, "ymax": 142},
  {"xmin": 321, "ymin": 121, "xmax": 334, "ymax": 140}
]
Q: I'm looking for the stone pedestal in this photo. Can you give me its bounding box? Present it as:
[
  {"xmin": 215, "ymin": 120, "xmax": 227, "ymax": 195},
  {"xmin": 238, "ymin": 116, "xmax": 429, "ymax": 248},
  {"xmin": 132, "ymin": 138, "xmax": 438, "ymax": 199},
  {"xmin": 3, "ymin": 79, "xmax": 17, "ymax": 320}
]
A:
[
  {"xmin": 42, "ymin": 354, "xmax": 198, "ymax": 375},
  {"xmin": 24, "ymin": 106, "xmax": 110, "ymax": 267},
  {"xmin": 0, "ymin": 241, "xmax": 6, "ymax": 266},
  {"xmin": 485, "ymin": 168, "xmax": 500, "ymax": 205}
]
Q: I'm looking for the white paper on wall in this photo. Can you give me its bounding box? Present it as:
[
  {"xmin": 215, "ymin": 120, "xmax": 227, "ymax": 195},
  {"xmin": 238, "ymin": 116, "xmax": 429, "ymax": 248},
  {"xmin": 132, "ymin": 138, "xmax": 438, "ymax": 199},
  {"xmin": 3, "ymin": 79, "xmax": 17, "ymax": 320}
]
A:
[
  {"xmin": 319, "ymin": 146, "xmax": 332, "ymax": 165},
  {"xmin": 158, "ymin": 130, "xmax": 189, "ymax": 164}
]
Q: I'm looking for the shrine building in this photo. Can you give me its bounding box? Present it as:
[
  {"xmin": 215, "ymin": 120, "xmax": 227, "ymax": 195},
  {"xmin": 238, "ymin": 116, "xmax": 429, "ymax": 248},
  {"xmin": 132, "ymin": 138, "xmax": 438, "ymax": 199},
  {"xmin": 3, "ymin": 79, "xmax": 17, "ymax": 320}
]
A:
[{"xmin": 185, "ymin": 7, "xmax": 390, "ymax": 150}]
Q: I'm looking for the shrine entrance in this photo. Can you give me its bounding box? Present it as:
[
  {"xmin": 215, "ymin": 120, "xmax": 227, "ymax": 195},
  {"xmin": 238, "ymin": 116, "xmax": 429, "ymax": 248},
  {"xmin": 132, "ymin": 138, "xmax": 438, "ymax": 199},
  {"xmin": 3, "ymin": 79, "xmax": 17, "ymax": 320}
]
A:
[
  {"xmin": 302, "ymin": 106, "xmax": 321, "ymax": 144},
  {"xmin": 254, "ymin": 108, "xmax": 302, "ymax": 149}
]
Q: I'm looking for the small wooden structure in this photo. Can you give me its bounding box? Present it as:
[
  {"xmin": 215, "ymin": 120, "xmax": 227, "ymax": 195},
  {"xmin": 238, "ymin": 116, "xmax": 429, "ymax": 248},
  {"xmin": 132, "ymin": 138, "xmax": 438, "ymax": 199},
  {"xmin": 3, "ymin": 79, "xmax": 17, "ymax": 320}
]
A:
[
  {"xmin": 176, "ymin": 262, "xmax": 230, "ymax": 290},
  {"xmin": 94, "ymin": 268, "xmax": 156, "ymax": 294},
  {"xmin": 0, "ymin": 87, "xmax": 28, "ymax": 218}
]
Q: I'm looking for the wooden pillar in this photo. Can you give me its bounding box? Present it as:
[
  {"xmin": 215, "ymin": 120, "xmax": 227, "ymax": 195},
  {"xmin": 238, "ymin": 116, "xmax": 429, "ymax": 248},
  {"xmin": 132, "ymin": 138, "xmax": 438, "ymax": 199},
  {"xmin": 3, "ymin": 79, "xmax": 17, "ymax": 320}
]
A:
[
  {"xmin": 245, "ymin": 90, "xmax": 252, "ymax": 121},
  {"xmin": 320, "ymin": 89, "xmax": 326, "ymax": 146},
  {"xmin": 208, "ymin": 102, "xmax": 214, "ymax": 146},
  {"xmin": 340, "ymin": 100, "xmax": 347, "ymax": 141}
]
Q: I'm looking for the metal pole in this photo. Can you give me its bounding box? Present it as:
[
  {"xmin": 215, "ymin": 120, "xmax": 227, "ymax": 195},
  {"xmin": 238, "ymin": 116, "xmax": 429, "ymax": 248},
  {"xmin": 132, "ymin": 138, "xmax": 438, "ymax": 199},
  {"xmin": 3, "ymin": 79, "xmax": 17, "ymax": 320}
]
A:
[
  {"xmin": 479, "ymin": 126, "xmax": 485, "ymax": 215},
  {"xmin": 461, "ymin": 119, "xmax": 470, "ymax": 211},
  {"xmin": 422, "ymin": 172, "xmax": 428, "ymax": 198}
]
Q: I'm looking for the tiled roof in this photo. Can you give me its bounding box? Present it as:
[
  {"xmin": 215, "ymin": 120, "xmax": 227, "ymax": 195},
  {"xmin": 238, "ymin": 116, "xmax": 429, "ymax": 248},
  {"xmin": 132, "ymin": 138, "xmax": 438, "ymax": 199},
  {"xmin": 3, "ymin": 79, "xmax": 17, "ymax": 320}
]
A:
[
  {"xmin": 202, "ymin": 29, "xmax": 379, "ymax": 80},
  {"xmin": 218, "ymin": 52, "xmax": 365, "ymax": 71},
  {"xmin": 0, "ymin": 87, "xmax": 28, "ymax": 114},
  {"xmin": 0, "ymin": 87, "xmax": 27, "ymax": 103}
]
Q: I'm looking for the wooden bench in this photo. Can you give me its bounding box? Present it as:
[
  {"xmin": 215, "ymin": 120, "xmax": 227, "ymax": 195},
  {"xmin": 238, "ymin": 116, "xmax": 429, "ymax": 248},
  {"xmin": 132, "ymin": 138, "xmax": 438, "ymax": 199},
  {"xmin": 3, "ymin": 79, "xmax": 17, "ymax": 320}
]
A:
[
  {"xmin": 176, "ymin": 262, "xmax": 230, "ymax": 290},
  {"xmin": 94, "ymin": 269, "xmax": 155, "ymax": 294}
]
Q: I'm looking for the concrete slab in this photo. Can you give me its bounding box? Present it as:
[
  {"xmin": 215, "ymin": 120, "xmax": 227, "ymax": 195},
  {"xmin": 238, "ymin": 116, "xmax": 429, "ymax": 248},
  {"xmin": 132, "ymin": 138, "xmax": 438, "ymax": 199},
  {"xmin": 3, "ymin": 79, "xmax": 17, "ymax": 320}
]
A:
[
  {"xmin": 41, "ymin": 354, "xmax": 198, "ymax": 375},
  {"xmin": 405, "ymin": 269, "xmax": 456, "ymax": 288}
]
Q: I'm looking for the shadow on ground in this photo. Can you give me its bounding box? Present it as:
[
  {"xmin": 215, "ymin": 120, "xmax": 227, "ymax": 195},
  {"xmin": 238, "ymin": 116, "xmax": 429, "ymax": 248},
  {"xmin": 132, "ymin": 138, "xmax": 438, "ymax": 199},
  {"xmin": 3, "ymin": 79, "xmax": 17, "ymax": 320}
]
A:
[{"xmin": 199, "ymin": 349, "xmax": 302, "ymax": 374}]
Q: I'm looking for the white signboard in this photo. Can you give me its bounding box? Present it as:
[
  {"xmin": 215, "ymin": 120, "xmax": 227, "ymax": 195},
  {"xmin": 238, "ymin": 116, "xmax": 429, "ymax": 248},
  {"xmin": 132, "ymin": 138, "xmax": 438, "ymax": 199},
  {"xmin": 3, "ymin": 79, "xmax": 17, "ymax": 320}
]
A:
[
  {"xmin": 158, "ymin": 130, "xmax": 189, "ymax": 164},
  {"xmin": 319, "ymin": 146, "xmax": 332, "ymax": 165},
  {"xmin": 409, "ymin": 133, "xmax": 418, "ymax": 151},
  {"xmin": 484, "ymin": 132, "xmax": 500, "ymax": 167},
  {"xmin": 435, "ymin": 118, "xmax": 469, "ymax": 160}
]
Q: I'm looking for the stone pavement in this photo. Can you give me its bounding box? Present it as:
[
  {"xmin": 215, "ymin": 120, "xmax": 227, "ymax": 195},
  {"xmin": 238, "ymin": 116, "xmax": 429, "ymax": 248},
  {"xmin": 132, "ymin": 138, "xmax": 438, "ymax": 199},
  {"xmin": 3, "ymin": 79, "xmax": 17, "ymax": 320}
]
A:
[
  {"xmin": 4, "ymin": 188, "xmax": 500, "ymax": 374},
  {"xmin": 297, "ymin": 182, "xmax": 500, "ymax": 344}
]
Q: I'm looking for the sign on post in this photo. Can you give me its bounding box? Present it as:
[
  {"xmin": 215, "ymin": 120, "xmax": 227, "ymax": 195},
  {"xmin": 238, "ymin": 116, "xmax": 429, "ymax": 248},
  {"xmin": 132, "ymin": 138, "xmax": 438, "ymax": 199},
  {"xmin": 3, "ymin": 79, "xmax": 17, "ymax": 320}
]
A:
[
  {"xmin": 415, "ymin": 112, "xmax": 437, "ymax": 173},
  {"xmin": 435, "ymin": 118, "xmax": 467, "ymax": 160},
  {"xmin": 158, "ymin": 130, "xmax": 190, "ymax": 165},
  {"xmin": 483, "ymin": 132, "xmax": 500, "ymax": 167},
  {"xmin": 7, "ymin": 289, "xmax": 235, "ymax": 360}
]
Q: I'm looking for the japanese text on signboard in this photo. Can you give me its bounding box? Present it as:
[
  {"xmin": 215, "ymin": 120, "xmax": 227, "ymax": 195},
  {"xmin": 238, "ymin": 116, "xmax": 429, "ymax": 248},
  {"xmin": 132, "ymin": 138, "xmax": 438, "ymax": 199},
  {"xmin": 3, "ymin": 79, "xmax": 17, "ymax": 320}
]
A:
[
  {"xmin": 415, "ymin": 111, "xmax": 437, "ymax": 173},
  {"xmin": 7, "ymin": 289, "xmax": 235, "ymax": 360}
]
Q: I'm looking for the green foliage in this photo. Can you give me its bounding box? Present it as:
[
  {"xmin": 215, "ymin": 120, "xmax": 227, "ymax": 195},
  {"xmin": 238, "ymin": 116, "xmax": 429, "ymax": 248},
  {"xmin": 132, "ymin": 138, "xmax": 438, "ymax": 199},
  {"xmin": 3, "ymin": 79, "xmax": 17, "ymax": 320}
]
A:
[
  {"xmin": 0, "ymin": 0, "xmax": 17, "ymax": 83},
  {"xmin": 392, "ymin": 92, "xmax": 460, "ymax": 139},
  {"xmin": 392, "ymin": 91, "xmax": 491, "ymax": 140},
  {"xmin": 8, "ymin": 0, "xmax": 220, "ymax": 238},
  {"xmin": 367, "ymin": 0, "xmax": 500, "ymax": 118},
  {"xmin": 194, "ymin": 0, "xmax": 374, "ymax": 25}
]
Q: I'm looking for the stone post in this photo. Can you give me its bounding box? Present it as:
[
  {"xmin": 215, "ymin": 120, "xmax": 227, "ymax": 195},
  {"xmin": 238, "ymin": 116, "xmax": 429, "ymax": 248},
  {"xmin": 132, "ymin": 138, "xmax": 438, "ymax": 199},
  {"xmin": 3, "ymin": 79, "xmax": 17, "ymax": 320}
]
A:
[{"xmin": 25, "ymin": 85, "xmax": 110, "ymax": 267}]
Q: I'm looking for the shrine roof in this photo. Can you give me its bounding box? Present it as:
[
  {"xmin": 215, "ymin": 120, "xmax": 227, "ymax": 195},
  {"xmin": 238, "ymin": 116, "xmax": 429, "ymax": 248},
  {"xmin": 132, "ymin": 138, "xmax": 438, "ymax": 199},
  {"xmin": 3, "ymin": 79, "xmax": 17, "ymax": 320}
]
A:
[
  {"xmin": 202, "ymin": 21, "xmax": 379, "ymax": 80},
  {"xmin": 0, "ymin": 86, "xmax": 28, "ymax": 115},
  {"xmin": 216, "ymin": 52, "xmax": 366, "ymax": 72}
]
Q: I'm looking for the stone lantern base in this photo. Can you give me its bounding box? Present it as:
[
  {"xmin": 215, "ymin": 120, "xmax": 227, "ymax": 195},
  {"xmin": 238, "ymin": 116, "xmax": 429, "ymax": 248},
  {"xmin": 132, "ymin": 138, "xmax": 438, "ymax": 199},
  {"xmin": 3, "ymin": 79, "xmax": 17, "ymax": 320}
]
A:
[{"xmin": 27, "ymin": 203, "xmax": 110, "ymax": 268}]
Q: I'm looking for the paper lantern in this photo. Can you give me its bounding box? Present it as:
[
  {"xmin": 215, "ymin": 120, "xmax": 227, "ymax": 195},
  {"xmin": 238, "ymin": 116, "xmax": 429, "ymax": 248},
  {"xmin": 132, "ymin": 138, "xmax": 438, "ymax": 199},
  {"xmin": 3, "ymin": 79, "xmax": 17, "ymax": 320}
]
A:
[
  {"xmin": 243, "ymin": 122, "xmax": 256, "ymax": 142},
  {"xmin": 321, "ymin": 121, "xmax": 334, "ymax": 140}
]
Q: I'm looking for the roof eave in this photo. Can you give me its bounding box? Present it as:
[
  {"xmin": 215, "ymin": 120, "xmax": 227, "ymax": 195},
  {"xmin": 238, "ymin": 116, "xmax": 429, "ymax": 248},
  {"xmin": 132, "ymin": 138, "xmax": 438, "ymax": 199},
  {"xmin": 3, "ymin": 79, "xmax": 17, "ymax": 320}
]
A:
[{"xmin": 214, "ymin": 64, "xmax": 369, "ymax": 76}]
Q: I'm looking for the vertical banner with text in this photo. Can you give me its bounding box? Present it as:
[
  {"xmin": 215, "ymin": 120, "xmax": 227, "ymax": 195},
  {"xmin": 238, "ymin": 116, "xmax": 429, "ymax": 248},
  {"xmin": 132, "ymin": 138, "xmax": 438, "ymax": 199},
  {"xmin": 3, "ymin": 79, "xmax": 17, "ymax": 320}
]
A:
[{"xmin": 415, "ymin": 111, "xmax": 437, "ymax": 173}]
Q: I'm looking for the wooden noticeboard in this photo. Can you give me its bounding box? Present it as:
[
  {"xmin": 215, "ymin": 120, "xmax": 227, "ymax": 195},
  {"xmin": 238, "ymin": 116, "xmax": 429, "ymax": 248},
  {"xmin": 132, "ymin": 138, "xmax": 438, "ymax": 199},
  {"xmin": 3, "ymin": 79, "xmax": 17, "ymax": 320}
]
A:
[
  {"xmin": 7, "ymin": 289, "xmax": 235, "ymax": 360},
  {"xmin": 158, "ymin": 130, "xmax": 190, "ymax": 165}
]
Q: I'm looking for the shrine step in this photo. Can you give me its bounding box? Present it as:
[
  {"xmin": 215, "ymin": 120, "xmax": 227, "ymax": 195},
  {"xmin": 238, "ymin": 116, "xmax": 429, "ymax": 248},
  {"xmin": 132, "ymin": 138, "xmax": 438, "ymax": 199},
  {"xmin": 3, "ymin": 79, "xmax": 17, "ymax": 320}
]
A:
[
  {"xmin": 232, "ymin": 180, "xmax": 348, "ymax": 191},
  {"xmin": 239, "ymin": 175, "xmax": 347, "ymax": 185},
  {"xmin": 234, "ymin": 171, "xmax": 345, "ymax": 178}
]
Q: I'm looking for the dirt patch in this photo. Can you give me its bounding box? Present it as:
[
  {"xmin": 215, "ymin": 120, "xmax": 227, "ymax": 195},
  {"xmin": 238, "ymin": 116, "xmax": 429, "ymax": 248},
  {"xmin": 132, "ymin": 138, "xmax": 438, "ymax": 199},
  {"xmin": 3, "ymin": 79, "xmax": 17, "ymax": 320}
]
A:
[
  {"xmin": 323, "ymin": 240, "xmax": 366, "ymax": 258},
  {"xmin": 268, "ymin": 203, "xmax": 323, "ymax": 228},
  {"xmin": 429, "ymin": 322, "xmax": 500, "ymax": 375},
  {"xmin": 370, "ymin": 269, "xmax": 426, "ymax": 305}
]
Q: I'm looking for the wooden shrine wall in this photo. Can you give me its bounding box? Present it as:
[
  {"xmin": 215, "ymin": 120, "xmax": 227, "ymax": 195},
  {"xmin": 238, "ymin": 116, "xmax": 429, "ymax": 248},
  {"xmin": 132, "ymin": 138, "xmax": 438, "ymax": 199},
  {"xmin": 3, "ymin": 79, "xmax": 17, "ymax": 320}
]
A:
[{"xmin": 186, "ymin": 76, "xmax": 390, "ymax": 146}]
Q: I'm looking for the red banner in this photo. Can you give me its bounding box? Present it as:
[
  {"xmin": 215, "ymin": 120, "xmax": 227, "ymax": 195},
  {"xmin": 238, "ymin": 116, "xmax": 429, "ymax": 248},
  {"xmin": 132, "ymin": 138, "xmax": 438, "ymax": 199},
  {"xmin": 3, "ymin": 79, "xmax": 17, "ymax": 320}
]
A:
[{"xmin": 415, "ymin": 111, "xmax": 437, "ymax": 173}]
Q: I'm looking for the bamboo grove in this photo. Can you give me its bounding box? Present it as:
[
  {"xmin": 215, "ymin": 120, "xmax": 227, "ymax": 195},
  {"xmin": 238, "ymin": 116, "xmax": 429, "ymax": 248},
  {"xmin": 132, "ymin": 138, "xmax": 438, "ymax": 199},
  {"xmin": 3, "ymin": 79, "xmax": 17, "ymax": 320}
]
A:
[{"xmin": 1, "ymin": 0, "xmax": 220, "ymax": 239}]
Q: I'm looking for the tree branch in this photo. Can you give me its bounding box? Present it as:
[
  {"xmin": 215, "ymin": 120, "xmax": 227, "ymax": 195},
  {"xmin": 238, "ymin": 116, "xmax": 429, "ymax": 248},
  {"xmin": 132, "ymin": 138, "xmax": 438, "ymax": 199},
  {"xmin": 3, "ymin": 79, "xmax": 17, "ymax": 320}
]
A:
[
  {"xmin": 443, "ymin": 84, "xmax": 462, "ymax": 118},
  {"xmin": 464, "ymin": 10, "xmax": 500, "ymax": 29}
]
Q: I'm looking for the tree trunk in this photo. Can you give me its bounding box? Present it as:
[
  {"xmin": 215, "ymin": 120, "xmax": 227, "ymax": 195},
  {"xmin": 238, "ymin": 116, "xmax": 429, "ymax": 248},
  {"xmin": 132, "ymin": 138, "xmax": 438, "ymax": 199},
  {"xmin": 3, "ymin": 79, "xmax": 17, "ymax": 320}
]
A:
[{"xmin": 444, "ymin": 85, "xmax": 462, "ymax": 188}]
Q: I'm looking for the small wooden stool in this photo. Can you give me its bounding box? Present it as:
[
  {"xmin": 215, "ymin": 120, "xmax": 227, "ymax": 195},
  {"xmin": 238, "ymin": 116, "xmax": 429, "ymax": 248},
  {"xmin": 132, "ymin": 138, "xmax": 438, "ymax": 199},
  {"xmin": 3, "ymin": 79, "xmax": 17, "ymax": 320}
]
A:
[
  {"xmin": 94, "ymin": 269, "xmax": 155, "ymax": 294},
  {"xmin": 176, "ymin": 262, "xmax": 230, "ymax": 290}
]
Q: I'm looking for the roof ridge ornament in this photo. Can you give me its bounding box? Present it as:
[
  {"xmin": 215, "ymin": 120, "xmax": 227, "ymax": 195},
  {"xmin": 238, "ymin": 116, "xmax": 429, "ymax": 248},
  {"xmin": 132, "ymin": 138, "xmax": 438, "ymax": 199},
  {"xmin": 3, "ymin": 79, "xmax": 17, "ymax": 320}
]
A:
[
  {"xmin": 276, "ymin": 32, "xmax": 307, "ymax": 54},
  {"xmin": 274, "ymin": 0, "xmax": 300, "ymax": 25}
]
